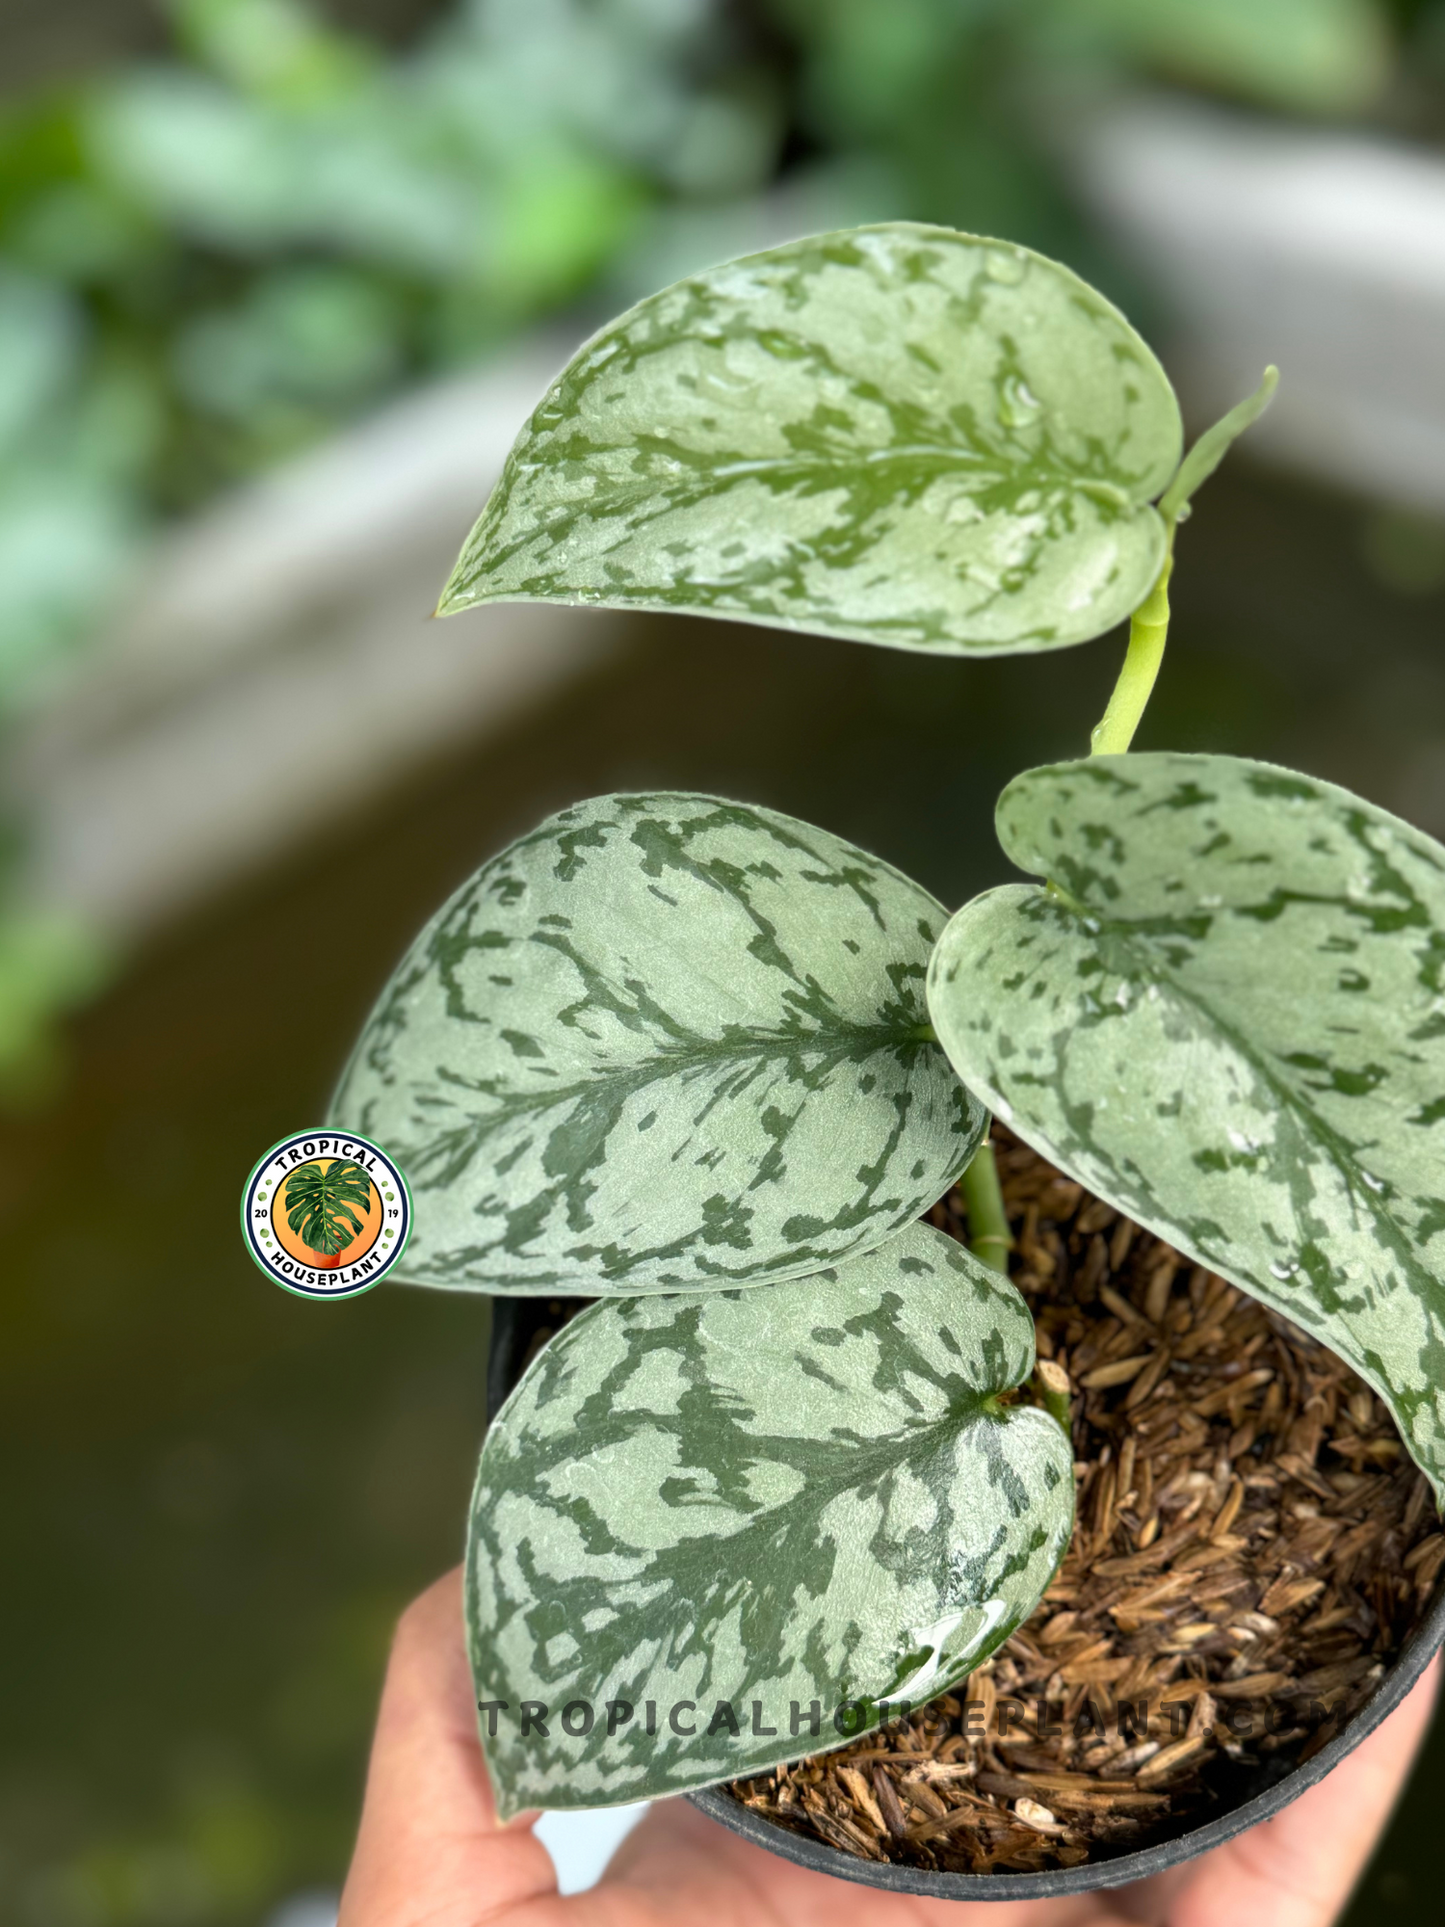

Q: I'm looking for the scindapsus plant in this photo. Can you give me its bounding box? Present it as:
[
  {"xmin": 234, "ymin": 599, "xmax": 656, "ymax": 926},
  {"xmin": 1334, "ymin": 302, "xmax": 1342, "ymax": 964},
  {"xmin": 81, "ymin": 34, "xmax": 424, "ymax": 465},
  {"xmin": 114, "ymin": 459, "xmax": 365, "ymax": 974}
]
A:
[{"xmin": 331, "ymin": 225, "xmax": 1445, "ymax": 1830}]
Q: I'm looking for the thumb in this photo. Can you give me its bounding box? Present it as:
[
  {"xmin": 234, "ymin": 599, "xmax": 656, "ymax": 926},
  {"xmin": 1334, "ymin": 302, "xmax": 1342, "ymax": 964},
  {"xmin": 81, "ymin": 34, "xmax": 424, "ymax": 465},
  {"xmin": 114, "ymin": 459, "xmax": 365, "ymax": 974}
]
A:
[{"xmin": 338, "ymin": 1567, "xmax": 558, "ymax": 1927}]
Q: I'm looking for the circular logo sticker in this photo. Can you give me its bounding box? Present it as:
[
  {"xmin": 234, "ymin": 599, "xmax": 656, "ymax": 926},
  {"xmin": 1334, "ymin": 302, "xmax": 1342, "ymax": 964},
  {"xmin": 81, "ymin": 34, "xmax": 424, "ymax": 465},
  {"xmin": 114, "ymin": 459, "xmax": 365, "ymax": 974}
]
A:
[{"xmin": 241, "ymin": 1131, "xmax": 411, "ymax": 1298}]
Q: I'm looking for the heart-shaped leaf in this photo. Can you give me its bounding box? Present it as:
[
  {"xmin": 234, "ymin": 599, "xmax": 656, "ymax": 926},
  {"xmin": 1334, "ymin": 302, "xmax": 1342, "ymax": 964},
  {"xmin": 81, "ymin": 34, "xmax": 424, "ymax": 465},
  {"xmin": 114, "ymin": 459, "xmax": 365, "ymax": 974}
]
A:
[
  {"xmin": 440, "ymin": 223, "xmax": 1182, "ymax": 657},
  {"xmin": 467, "ymin": 1222, "xmax": 1073, "ymax": 1813},
  {"xmin": 928, "ymin": 752, "xmax": 1445, "ymax": 1495},
  {"xmin": 331, "ymin": 793, "xmax": 982, "ymax": 1293}
]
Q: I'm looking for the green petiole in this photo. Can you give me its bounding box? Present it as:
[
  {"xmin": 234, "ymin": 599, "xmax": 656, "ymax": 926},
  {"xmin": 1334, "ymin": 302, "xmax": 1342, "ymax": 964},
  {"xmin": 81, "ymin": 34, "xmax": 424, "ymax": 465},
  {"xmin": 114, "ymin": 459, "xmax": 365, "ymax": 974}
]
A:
[
  {"xmin": 1089, "ymin": 367, "xmax": 1278, "ymax": 759},
  {"xmin": 1089, "ymin": 536, "xmax": 1174, "ymax": 758},
  {"xmin": 1035, "ymin": 1359, "xmax": 1072, "ymax": 1437},
  {"xmin": 961, "ymin": 1136, "xmax": 1012, "ymax": 1274}
]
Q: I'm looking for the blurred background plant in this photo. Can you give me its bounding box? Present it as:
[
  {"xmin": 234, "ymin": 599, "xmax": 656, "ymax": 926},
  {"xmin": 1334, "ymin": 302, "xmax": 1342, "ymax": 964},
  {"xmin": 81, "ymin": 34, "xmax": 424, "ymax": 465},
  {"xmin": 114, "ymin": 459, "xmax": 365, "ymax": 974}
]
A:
[
  {"xmin": 0, "ymin": 0, "xmax": 785, "ymax": 1099},
  {"xmin": 4, "ymin": 0, "xmax": 1445, "ymax": 1096}
]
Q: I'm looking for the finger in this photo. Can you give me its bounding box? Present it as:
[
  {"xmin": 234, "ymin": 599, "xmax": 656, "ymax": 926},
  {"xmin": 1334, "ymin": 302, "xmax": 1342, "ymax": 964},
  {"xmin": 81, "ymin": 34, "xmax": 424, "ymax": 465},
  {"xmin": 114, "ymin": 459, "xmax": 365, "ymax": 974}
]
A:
[
  {"xmin": 338, "ymin": 1567, "xmax": 556, "ymax": 1927},
  {"xmin": 1160, "ymin": 1656, "xmax": 1440, "ymax": 1927}
]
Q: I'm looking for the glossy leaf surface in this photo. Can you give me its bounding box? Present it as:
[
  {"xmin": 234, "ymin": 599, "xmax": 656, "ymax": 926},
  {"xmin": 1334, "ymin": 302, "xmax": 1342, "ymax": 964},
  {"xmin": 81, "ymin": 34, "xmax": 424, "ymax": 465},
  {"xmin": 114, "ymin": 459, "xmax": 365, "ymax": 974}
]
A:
[
  {"xmin": 467, "ymin": 1223, "xmax": 1073, "ymax": 1812},
  {"xmin": 441, "ymin": 224, "xmax": 1182, "ymax": 656},
  {"xmin": 332, "ymin": 793, "xmax": 982, "ymax": 1293},
  {"xmin": 929, "ymin": 753, "xmax": 1445, "ymax": 1493}
]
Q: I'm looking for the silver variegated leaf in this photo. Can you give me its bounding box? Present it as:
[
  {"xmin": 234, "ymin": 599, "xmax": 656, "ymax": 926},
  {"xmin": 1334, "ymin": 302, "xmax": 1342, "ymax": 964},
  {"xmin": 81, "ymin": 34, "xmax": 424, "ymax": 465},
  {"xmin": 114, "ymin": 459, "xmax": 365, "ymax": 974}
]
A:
[
  {"xmin": 928, "ymin": 752, "xmax": 1445, "ymax": 1495},
  {"xmin": 440, "ymin": 223, "xmax": 1182, "ymax": 657},
  {"xmin": 331, "ymin": 793, "xmax": 982, "ymax": 1293},
  {"xmin": 467, "ymin": 1222, "xmax": 1074, "ymax": 1813}
]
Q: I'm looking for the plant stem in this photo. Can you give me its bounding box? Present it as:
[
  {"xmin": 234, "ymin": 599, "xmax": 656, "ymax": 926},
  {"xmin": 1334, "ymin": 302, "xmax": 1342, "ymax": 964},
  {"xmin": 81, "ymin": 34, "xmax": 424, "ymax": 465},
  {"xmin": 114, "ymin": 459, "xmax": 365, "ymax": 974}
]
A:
[
  {"xmin": 961, "ymin": 1137, "xmax": 1011, "ymax": 1273},
  {"xmin": 1085, "ymin": 369, "xmax": 1277, "ymax": 760},
  {"xmin": 1035, "ymin": 1358, "xmax": 1072, "ymax": 1437},
  {"xmin": 1089, "ymin": 537, "xmax": 1174, "ymax": 757}
]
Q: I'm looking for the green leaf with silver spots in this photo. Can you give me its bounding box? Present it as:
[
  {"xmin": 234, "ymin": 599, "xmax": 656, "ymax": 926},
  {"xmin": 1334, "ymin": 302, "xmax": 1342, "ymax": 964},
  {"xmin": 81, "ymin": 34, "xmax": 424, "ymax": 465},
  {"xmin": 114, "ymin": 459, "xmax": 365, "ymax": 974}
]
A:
[
  {"xmin": 331, "ymin": 792, "xmax": 982, "ymax": 1294},
  {"xmin": 467, "ymin": 1223, "xmax": 1074, "ymax": 1813},
  {"xmin": 440, "ymin": 223, "xmax": 1182, "ymax": 657},
  {"xmin": 928, "ymin": 752, "xmax": 1445, "ymax": 1495}
]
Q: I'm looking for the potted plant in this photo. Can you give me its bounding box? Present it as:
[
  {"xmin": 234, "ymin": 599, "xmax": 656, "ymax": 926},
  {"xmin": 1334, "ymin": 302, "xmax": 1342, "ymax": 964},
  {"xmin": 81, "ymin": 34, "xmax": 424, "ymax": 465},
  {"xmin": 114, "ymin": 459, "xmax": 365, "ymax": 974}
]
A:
[{"xmin": 330, "ymin": 223, "xmax": 1445, "ymax": 1895}]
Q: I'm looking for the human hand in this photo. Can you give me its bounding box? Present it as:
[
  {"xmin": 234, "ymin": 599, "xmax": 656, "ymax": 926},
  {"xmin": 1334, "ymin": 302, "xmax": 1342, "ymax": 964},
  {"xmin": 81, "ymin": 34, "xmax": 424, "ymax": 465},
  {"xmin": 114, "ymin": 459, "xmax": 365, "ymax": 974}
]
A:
[{"xmin": 337, "ymin": 1569, "xmax": 1438, "ymax": 1927}]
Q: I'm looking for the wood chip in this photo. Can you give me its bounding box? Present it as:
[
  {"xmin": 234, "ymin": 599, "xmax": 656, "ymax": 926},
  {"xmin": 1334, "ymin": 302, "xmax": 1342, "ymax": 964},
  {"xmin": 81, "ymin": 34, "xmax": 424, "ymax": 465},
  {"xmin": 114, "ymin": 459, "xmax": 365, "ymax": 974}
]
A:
[
  {"xmin": 906, "ymin": 1800, "xmax": 990, "ymax": 1845},
  {"xmin": 1211, "ymin": 1671, "xmax": 1294, "ymax": 1699},
  {"xmin": 838, "ymin": 1766, "xmax": 886, "ymax": 1837},
  {"xmin": 1081, "ymin": 1354, "xmax": 1153, "ymax": 1390},
  {"xmin": 1404, "ymin": 1533, "xmax": 1444, "ymax": 1573},
  {"xmin": 1014, "ymin": 1798, "xmax": 1066, "ymax": 1834},
  {"xmin": 1100, "ymin": 1284, "xmax": 1150, "ymax": 1327},
  {"xmin": 1137, "ymin": 1736, "xmax": 1210, "ymax": 1782},
  {"xmin": 725, "ymin": 1126, "xmax": 1443, "ymax": 1877},
  {"xmin": 1125, "ymin": 1347, "xmax": 1175, "ymax": 1409},
  {"xmin": 902, "ymin": 1774, "xmax": 948, "ymax": 1820},
  {"xmin": 1210, "ymin": 1476, "xmax": 1245, "ymax": 1540},
  {"xmin": 872, "ymin": 1766, "xmax": 908, "ymax": 1840},
  {"xmin": 1259, "ymin": 1573, "xmax": 1327, "ymax": 1617}
]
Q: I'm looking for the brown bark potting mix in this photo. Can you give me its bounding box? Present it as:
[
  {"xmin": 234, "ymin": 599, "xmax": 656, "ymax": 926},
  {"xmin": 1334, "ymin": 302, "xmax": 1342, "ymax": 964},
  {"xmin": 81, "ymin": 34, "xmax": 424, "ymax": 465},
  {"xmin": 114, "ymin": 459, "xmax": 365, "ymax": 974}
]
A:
[{"xmin": 723, "ymin": 1127, "xmax": 1445, "ymax": 1876}]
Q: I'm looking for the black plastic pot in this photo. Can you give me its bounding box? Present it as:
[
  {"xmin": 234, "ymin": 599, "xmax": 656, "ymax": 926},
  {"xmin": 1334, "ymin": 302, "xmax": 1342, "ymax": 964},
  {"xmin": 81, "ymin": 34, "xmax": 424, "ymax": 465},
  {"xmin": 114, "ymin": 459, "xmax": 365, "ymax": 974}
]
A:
[{"xmin": 486, "ymin": 1295, "xmax": 1445, "ymax": 1901}]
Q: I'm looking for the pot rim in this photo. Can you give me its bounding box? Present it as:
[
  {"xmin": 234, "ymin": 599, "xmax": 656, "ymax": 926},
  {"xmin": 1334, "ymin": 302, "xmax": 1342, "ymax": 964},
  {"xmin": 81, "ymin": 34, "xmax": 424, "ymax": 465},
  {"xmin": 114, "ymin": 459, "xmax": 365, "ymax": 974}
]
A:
[
  {"xmin": 686, "ymin": 1579, "xmax": 1445, "ymax": 1900},
  {"xmin": 486, "ymin": 1295, "xmax": 1445, "ymax": 1899}
]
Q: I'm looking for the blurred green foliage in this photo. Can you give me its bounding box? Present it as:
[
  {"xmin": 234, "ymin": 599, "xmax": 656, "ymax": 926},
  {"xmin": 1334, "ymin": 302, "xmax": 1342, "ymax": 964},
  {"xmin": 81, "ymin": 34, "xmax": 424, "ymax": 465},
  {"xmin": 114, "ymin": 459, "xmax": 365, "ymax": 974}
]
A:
[
  {"xmin": 766, "ymin": 0, "xmax": 1397, "ymax": 262},
  {"xmin": 0, "ymin": 0, "xmax": 782, "ymax": 1100},
  {"xmin": 1, "ymin": 0, "xmax": 1443, "ymax": 1100},
  {"xmin": 0, "ymin": 0, "xmax": 780, "ymax": 707}
]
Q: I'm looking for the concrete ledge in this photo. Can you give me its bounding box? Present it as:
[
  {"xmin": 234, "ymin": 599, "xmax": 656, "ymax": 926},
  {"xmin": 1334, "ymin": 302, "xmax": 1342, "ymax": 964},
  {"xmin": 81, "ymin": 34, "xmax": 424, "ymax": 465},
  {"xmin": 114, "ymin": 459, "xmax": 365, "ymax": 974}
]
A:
[
  {"xmin": 1075, "ymin": 93, "xmax": 1445, "ymax": 515},
  {"xmin": 7, "ymin": 332, "xmax": 619, "ymax": 936}
]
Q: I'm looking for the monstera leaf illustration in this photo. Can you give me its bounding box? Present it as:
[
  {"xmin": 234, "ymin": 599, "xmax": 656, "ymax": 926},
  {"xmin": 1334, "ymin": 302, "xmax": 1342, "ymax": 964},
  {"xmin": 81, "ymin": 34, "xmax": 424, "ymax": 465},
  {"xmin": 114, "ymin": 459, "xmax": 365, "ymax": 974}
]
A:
[{"xmin": 284, "ymin": 1159, "xmax": 372, "ymax": 1257}]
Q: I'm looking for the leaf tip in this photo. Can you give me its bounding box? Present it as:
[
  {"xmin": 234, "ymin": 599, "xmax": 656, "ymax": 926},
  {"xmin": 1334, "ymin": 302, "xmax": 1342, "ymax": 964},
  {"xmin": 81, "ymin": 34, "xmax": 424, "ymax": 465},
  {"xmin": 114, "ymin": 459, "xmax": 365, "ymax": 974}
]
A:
[{"xmin": 1158, "ymin": 365, "xmax": 1281, "ymax": 523}]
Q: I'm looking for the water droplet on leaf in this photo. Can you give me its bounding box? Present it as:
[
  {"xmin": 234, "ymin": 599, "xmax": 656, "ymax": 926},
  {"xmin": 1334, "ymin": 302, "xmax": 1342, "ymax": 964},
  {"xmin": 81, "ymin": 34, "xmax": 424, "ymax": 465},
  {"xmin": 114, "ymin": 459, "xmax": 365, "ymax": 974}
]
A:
[
  {"xmin": 985, "ymin": 248, "xmax": 1026, "ymax": 286},
  {"xmin": 999, "ymin": 372, "xmax": 1042, "ymax": 429}
]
